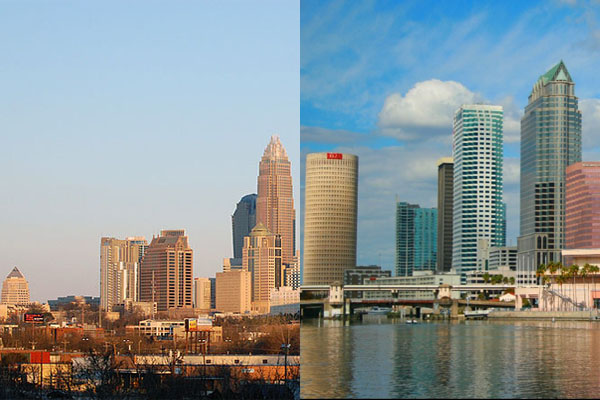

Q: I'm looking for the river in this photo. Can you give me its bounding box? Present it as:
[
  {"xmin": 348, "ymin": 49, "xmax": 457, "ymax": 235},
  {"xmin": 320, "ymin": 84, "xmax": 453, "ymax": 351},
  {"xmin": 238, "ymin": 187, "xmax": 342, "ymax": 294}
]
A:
[{"xmin": 301, "ymin": 316, "xmax": 600, "ymax": 398}]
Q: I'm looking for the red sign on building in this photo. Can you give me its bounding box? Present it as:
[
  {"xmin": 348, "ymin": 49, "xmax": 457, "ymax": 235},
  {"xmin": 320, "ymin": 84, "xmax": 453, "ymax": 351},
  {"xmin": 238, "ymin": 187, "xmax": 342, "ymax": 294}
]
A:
[
  {"xmin": 24, "ymin": 313, "xmax": 44, "ymax": 323},
  {"xmin": 327, "ymin": 153, "xmax": 343, "ymax": 160}
]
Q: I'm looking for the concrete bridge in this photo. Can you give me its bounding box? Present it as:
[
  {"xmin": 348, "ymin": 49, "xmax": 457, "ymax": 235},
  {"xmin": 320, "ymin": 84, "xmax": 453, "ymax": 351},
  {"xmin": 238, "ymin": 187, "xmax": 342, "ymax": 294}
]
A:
[{"xmin": 300, "ymin": 283, "xmax": 521, "ymax": 318}]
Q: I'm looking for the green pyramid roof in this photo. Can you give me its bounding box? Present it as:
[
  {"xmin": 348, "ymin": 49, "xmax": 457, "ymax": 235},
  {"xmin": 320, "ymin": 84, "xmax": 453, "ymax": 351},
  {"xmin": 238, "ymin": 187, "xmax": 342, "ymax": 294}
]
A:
[{"xmin": 538, "ymin": 60, "xmax": 572, "ymax": 85}]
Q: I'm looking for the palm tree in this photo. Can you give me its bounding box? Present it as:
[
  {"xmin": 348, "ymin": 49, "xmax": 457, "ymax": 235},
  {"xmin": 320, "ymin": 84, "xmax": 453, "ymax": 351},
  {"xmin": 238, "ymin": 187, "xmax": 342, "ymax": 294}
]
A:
[
  {"xmin": 590, "ymin": 265, "xmax": 600, "ymax": 307},
  {"xmin": 569, "ymin": 264, "xmax": 580, "ymax": 310},
  {"xmin": 482, "ymin": 272, "xmax": 490, "ymax": 284},
  {"xmin": 581, "ymin": 264, "xmax": 590, "ymax": 309}
]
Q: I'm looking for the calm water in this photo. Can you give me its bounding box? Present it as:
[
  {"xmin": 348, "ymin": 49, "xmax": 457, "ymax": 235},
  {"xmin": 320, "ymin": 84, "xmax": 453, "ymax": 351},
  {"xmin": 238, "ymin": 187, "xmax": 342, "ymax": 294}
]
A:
[{"xmin": 301, "ymin": 316, "xmax": 600, "ymax": 398}]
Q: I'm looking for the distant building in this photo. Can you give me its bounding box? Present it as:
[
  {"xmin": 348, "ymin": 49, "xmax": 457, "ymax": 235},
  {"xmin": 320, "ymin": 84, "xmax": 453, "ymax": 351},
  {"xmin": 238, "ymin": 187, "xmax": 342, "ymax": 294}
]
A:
[
  {"xmin": 437, "ymin": 157, "xmax": 454, "ymax": 273},
  {"xmin": 344, "ymin": 265, "xmax": 392, "ymax": 298},
  {"xmin": 566, "ymin": 162, "xmax": 600, "ymax": 250},
  {"xmin": 100, "ymin": 236, "xmax": 148, "ymax": 311},
  {"xmin": 518, "ymin": 61, "xmax": 582, "ymax": 285},
  {"xmin": 139, "ymin": 230, "xmax": 193, "ymax": 311},
  {"xmin": 466, "ymin": 266, "xmax": 515, "ymax": 285},
  {"xmin": 242, "ymin": 223, "xmax": 283, "ymax": 314},
  {"xmin": 215, "ymin": 270, "xmax": 251, "ymax": 314},
  {"xmin": 488, "ymin": 246, "xmax": 517, "ymax": 271},
  {"xmin": 256, "ymin": 136, "xmax": 296, "ymax": 265},
  {"xmin": 47, "ymin": 295, "xmax": 100, "ymax": 311},
  {"xmin": 452, "ymin": 104, "xmax": 504, "ymax": 281},
  {"xmin": 194, "ymin": 278, "xmax": 212, "ymax": 311},
  {"xmin": 232, "ymin": 194, "xmax": 257, "ymax": 259},
  {"xmin": 396, "ymin": 202, "xmax": 437, "ymax": 277},
  {"xmin": 209, "ymin": 278, "xmax": 216, "ymax": 309},
  {"xmin": 1, "ymin": 267, "xmax": 30, "ymax": 306},
  {"xmin": 303, "ymin": 152, "xmax": 358, "ymax": 285},
  {"xmin": 284, "ymin": 260, "xmax": 300, "ymax": 290},
  {"xmin": 365, "ymin": 271, "xmax": 461, "ymax": 300},
  {"xmin": 269, "ymin": 286, "xmax": 299, "ymax": 315}
]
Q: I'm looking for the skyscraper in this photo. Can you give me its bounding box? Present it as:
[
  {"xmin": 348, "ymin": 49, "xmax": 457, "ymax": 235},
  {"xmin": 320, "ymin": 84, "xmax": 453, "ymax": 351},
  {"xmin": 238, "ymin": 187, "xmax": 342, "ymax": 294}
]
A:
[
  {"xmin": 232, "ymin": 193, "xmax": 257, "ymax": 260},
  {"xmin": 1, "ymin": 267, "xmax": 30, "ymax": 305},
  {"xmin": 100, "ymin": 236, "xmax": 148, "ymax": 311},
  {"xmin": 139, "ymin": 230, "xmax": 193, "ymax": 311},
  {"xmin": 303, "ymin": 152, "xmax": 358, "ymax": 285},
  {"xmin": 193, "ymin": 277, "xmax": 212, "ymax": 310},
  {"xmin": 452, "ymin": 104, "xmax": 504, "ymax": 280},
  {"xmin": 517, "ymin": 61, "xmax": 582, "ymax": 284},
  {"xmin": 437, "ymin": 157, "xmax": 454, "ymax": 273},
  {"xmin": 256, "ymin": 135, "xmax": 295, "ymax": 265},
  {"xmin": 396, "ymin": 202, "xmax": 437, "ymax": 277},
  {"xmin": 242, "ymin": 223, "xmax": 283, "ymax": 313},
  {"xmin": 565, "ymin": 162, "xmax": 600, "ymax": 249}
]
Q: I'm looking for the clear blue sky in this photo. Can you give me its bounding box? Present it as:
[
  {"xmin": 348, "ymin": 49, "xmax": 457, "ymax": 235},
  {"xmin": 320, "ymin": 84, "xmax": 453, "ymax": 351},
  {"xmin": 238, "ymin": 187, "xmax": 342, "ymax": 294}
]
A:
[
  {"xmin": 0, "ymin": 1, "xmax": 299, "ymax": 302},
  {"xmin": 301, "ymin": 0, "xmax": 600, "ymax": 274}
]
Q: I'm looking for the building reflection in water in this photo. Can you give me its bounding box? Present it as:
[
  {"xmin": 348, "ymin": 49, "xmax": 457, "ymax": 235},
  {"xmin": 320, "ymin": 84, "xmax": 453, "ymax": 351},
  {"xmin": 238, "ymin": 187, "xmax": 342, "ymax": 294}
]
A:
[{"xmin": 302, "ymin": 318, "xmax": 600, "ymax": 399}]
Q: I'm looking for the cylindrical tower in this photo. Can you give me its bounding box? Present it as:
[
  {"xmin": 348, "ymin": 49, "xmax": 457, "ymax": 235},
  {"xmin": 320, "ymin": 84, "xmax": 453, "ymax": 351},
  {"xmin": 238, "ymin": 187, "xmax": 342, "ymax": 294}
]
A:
[{"xmin": 303, "ymin": 152, "xmax": 358, "ymax": 285}]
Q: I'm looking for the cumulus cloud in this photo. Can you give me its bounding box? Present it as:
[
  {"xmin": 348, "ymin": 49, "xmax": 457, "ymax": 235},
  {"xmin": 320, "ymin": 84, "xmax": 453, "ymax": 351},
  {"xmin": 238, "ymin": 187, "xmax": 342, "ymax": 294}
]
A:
[
  {"xmin": 377, "ymin": 79, "xmax": 525, "ymax": 143},
  {"xmin": 378, "ymin": 79, "xmax": 482, "ymax": 140},
  {"xmin": 581, "ymin": 98, "xmax": 600, "ymax": 153}
]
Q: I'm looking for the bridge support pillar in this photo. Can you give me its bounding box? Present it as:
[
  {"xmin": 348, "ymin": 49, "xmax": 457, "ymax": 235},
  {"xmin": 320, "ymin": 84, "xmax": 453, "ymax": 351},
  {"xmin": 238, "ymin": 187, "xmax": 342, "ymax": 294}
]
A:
[{"xmin": 451, "ymin": 300, "xmax": 459, "ymax": 317}]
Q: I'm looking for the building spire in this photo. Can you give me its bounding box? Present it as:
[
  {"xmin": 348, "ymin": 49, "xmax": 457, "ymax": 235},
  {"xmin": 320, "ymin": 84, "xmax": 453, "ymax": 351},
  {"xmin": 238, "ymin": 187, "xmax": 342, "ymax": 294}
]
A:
[
  {"xmin": 262, "ymin": 135, "xmax": 288, "ymax": 160},
  {"xmin": 6, "ymin": 266, "xmax": 24, "ymax": 279}
]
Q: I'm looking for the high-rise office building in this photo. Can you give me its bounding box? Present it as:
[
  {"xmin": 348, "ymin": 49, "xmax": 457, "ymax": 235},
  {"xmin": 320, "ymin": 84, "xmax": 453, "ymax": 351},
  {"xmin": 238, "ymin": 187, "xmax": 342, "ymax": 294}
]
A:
[
  {"xmin": 303, "ymin": 152, "xmax": 359, "ymax": 285},
  {"xmin": 1, "ymin": 267, "xmax": 30, "ymax": 305},
  {"xmin": 242, "ymin": 223, "xmax": 283, "ymax": 313},
  {"xmin": 517, "ymin": 61, "xmax": 582, "ymax": 284},
  {"xmin": 232, "ymin": 193, "xmax": 257, "ymax": 260},
  {"xmin": 396, "ymin": 202, "xmax": 437, "ymax": 276},
  {"xmin": 215, "ymin": 270, "xmax": 251, "ymax": 314},
  {"xmin": 256, "ymin": 135, "xmax": 295, "ymax": 265},
  {"xmin": 566, "ymin": 162, "xmax": 600, "ymax": 249},
  {"xmin": 194, "ymin": 277, "xmax": 212, "ymax": 311},
  {"xmin": 139, "ymin": 230, "xmax": 193, "ymax": 311},
  {"xmin": 452, "ymin": 104, "xmax": 504, "ymax": 280},
  {"xmin": 100, "ymin": 236, "xmax": 148, "ymax": 311},
  {"xmin": 437, "ymin": 157, "xmax": 454, "ymax": 273}
]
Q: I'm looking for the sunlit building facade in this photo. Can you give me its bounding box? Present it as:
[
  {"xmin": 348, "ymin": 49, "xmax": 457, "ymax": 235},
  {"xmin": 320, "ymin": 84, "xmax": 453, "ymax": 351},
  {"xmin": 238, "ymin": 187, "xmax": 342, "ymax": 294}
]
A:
[
  {"xmin": 518, "ymin": 61, "xmax": 582, "ymax": 284},
  {"xmin": 303, "ymin": 152, "xmax": 358, "ymax": 285}
]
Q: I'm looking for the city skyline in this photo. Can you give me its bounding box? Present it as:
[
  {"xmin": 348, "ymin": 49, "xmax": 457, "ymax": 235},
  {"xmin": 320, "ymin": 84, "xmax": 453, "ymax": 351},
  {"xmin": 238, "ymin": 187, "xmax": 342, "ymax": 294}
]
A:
[
  {"xmin": 301, "ymin": 0, "xmax": 600, "ymax": 273},
  {"xmin": 0, "ymin": 2, "xmax": 300, "ymax": 302}
]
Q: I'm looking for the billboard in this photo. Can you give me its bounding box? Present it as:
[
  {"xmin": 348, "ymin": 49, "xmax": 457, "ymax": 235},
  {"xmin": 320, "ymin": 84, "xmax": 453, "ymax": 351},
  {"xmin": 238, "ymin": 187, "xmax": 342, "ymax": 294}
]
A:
[
  {"xmin": 185, "ymin": 318, "xmax": 212, "ymax": 332},
  {"xmin": 327, "ymin": 153, "xmax": 343, "ymax": 160},
  {"xmin": 24, "ymin": 313, "xmax": 44, "ymax": 323}
]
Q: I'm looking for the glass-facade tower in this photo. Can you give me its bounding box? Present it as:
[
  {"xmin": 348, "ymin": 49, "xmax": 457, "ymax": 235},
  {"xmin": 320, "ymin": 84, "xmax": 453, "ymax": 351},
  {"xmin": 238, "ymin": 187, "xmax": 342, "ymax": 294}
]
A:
[
  {"xmin": 396, "ymin": 202, "xmax": 437, "ymax": 277},
  {"xmin": 517, "ymin": 61, "xmax": 582, "ymax": 284},
  {"xmin": 452, "ymin": 104, "xmax": 504, "ymax": 281}
]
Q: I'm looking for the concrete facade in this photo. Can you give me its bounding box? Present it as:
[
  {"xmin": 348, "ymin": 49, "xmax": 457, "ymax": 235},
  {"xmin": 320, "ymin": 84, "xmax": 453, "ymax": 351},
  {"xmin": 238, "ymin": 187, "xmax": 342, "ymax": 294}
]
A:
[
  {"xmin": 215, "ymin": 270, "xmax": 251, "ymax": 314},
  {"xmin": 303, "ymin": 152, "xmax": 358, "ymax": 285}
]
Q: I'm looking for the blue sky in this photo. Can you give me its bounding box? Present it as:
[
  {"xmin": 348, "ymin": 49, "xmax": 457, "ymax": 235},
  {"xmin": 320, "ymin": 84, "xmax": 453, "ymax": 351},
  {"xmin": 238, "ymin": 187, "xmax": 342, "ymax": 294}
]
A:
[
  {"xmin": 0, "ymin": 1, "xmax": 299, "ymax": 301},
  {"xmin": 301, "ymin": 0, "xmax": 600, "ymax": 274}
]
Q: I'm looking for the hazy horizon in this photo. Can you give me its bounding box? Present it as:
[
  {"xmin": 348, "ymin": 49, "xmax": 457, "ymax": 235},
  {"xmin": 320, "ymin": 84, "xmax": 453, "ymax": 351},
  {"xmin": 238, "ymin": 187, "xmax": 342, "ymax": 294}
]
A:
[{"xmin": 1, "ymin": 1, "xmax": 300, "ymax": 302}]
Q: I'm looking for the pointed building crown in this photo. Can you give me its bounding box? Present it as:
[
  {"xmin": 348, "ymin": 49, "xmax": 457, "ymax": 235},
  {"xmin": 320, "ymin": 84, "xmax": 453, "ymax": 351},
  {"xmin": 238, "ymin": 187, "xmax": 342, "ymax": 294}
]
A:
[
  {"xmin": 262, "ymin": 135, "xmax": 288, "ymax": 160},
  {"xmin": 537, "ymin": 60, "xmax": 572, "ymax": 86},
  {"xmin": 249, "ymin": 222, "xmax": 272, "ymax": 237},
  {"xmin": 6, "ymin": 266, "xmax": 24, "ymax": 279}
]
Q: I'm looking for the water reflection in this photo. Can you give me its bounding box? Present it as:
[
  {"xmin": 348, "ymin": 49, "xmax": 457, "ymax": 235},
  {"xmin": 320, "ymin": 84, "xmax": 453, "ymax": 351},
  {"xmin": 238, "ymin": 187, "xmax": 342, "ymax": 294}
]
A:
[{"xmin": 301, "ymin": 318, "xmax": 600, "ymax": 398}]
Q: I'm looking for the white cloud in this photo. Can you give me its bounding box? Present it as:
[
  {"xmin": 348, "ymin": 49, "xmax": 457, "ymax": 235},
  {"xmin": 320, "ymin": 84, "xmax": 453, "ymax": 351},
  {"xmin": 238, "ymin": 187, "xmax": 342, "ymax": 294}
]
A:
[
  {"xmin": 377, "ymin": 79, "xmax": 524, "ymax": 143},
  {"xmin": 581, "ymin": 98, "xmax": 600, "ymax": 153},
  {"xmin": 377, "ymin": 79, "xmax": 482, "ymax": 140}
]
